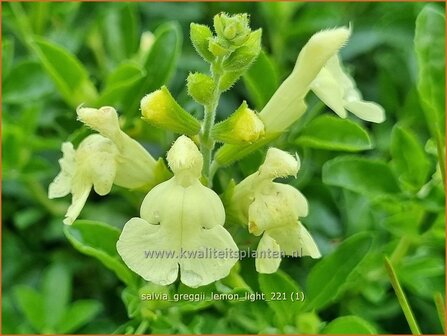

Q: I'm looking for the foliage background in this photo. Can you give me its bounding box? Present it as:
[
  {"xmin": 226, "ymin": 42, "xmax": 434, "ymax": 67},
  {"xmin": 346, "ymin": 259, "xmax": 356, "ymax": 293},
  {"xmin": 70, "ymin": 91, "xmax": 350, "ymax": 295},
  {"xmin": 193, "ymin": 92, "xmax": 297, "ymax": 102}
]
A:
[{"xmin": 2, "ymin": 2, "xmax": 445, "ymax": 334}]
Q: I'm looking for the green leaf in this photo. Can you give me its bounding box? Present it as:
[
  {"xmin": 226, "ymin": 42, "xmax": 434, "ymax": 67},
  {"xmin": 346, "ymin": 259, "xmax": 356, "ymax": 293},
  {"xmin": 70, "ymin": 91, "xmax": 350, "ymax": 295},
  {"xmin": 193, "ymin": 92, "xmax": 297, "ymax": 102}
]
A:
[
  {"xmin": 296, "ymin": 115, "xmax": 373, "ymax": 152},
  {"xmin": 390, "ymin": 125, "xmax": 430, "ymax": 191},
  {"xmin": 322, "ymin": 156, "xmax": 400, "ymax": 196},
  {"xmin": 306, "ymin": 232, "xmax": 373, "ymax": 310},
  {"xmin": 43, "ymin": 263, "xmax": 71, "ymax": 329},
  {"xmin": 64, "ymin": 220, "xmax": 137, "ymax": 288},
  {"xmin": 243, "ymin": 50, "xmax": 278, "ymax": 110},
  {"xmin": 96, "ymin": 61, "xmax": 145, "ymax": 106},
  {"xmin": 31, "ymin": 37, "xmax": 98, "ymax": 107},
  {"xmin": 415, "ymin": 5, "xmax": 446, "ymax": 138},
  {"xmin": 2, "ymin": 38, "xmax": 14, "ymax": 79},
  {"xmin": 57, "ymin": 300, "xmax": 102, "ymax": 333},
  {"xmin": 397, "ymin": 255, "xmax": 445, "ymax": 299},
  {"xmin": 258, "ymin": 270, "xmax": 302, "ymax": 326},
  {"xmin": 14, "ymin": 286, "xmax": 45, "ymax": 332},
  {"xmin": 3, "ymin": 60, "xmax": 54, "ymax": 104},
  {"xmin": 102, "ymin": 3, "xmax": 139, "ymax": 62},
  {"xmin": 127, "ymin": 21, "xmax": 182, "ymax": 118},
  {"xmin": 322, "ymin": 316, "xmax": 377, "ymax": 334}
]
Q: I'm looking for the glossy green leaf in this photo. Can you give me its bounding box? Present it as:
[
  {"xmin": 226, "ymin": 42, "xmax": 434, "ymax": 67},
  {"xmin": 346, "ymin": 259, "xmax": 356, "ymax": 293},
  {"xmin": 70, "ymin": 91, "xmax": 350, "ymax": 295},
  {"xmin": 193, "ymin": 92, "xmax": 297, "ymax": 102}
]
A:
[
  {"xmin": 3, "ymin": 60, "xmax": 54, "ymax": 103},
  {"xmin": 390, "ymin": 125, "xmax": 430, "ymax": 191},
  {"xmin": 43, "ymin": 263, "xmax": 71, "ymax": 329},
  {"xmin": 14, "ymin": 286, "xmax": 45, "ymax": 332},
  {"xmin": 296, "ymin": 115, "xmax": 373, "ymax": 151},
  {"xmin": 64, "ymin": 220, "xmax": 136, "ymax": 288},
  {"xmin": 127, "ymin": 21, "xmax": 182, "ymax": 117},
  {"xmin": 322, "ymin": 156, "xmax": 400, "ymax": 196},
  {"xmin": 258, "ymin": 270, "xmax": 302, "ymax": 326},
  {"xmin": 96, "ymin": 61, "xmax": 145, "ymax": 106},
  {"xmin": 306, "ymin": 232, "xmax": 373, "ymax": 310},
  {"xmin": 322, "ymin": 316, "xmax": 377, "ymax": 334},
  {"xmin": 415, "ymin": 5, "xmax": 446, "ymax": 138},
  {"xmin": 31, "ymin": 37, "xmax": 98, "ymax": 107},
  {"xmin": 243, "ymin": 50, "xmax": 279, "ymax": 110},
  {"xmin": 57, "ymin": 300, "xmax": 102, "ymax": 333}
]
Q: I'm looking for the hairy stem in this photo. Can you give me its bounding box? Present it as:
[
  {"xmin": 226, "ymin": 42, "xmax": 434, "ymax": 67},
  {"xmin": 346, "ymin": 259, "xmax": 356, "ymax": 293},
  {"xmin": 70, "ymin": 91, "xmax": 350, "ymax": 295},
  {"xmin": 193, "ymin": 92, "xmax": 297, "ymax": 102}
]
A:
[{"xmin": 200, "ymin": 64, "xmax": 223, "ymax": 186}]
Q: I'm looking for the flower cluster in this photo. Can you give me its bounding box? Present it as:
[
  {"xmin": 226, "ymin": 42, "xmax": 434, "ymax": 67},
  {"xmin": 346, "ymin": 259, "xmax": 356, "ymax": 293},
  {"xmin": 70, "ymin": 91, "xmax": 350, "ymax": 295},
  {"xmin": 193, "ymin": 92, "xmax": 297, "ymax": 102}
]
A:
[{"xmin": 49, "ymin": 13, "xmax": 385, "ymax": 287}]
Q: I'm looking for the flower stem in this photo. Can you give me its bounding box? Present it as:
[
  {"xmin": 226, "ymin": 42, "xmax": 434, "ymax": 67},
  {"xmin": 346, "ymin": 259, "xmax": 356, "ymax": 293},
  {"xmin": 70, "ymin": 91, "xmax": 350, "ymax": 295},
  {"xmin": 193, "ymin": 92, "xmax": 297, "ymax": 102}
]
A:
[
  {"xmin": 384, "ymin": 257, "xmax": 422, "ymax": 335},
  {"xmin": 200, "ymin": 67, "xmax": 222, "ymax": 186}
]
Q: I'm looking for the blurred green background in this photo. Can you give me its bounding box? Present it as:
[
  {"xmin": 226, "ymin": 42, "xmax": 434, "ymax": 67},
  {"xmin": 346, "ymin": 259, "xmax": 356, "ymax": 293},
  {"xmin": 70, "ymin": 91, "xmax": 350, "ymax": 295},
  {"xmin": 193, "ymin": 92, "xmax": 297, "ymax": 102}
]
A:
[{"xmin": 2, "ymin": 2, "xmax": 445, "ymax": 334}]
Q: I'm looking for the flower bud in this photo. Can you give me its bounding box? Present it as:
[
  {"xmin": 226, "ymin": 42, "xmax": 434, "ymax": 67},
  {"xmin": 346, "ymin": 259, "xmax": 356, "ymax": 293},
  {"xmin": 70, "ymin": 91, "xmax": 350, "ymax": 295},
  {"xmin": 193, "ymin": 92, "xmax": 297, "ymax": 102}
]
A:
[
  {"xmin": 190, "ymin": 23, "xmax": 214, "ymax": 62},
  {"xmin": 222, "ymin": 29, "xmax": 262, "ymax": 72},
  {"xmin": 208, "ymin": 37, "xmax": 230, "ymax": 57},
  {"xmin": 187, "ymin": 72, "xmax": 216, "ymax": 106},
  {"xmin": 141, "ymin": 86, "xmax": 201, "ymax": 135},
  {"xmin": 211, "ymin": 101, "xmax": 265, "ymax": 144},
  {"xmin": 214, "ymin": 13, "xmax": 251, "ymax": 47}
]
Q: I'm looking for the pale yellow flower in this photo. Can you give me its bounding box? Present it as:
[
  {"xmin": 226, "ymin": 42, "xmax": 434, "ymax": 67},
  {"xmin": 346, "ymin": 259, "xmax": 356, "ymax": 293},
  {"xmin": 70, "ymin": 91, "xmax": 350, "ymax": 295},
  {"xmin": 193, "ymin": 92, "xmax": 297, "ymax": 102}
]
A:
[
  {"xmin": 49, "ymin": 135, "xmax": 119, "ymax": 225},
  {"xmin": 49, "ymin": 106, "xmax": 170, "ymax": 224},
  {"xmin": 230, "ymin": 148, "xmax": 320, "ymax": 273},
  {"xmin": 117, "ymin": 136, "xmax": 238, "ymax": 288}
]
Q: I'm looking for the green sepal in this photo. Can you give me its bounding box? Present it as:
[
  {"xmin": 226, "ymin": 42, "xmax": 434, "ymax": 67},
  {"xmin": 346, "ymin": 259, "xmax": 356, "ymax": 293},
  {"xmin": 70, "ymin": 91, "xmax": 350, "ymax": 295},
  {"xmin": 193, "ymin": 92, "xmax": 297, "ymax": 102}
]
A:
[
  {"xmin": 140, "ymin": 85, "xmax": 201, "ymax": 135},
  {"xmin": 212, "ymin": 101, "xmax": 265, "ymax": 144},
  {"xmin": 187, "ymin": 72, "xmax": 216, "ymax": 106},
  {"xmin": 222, "ymin": 29, "xmax": 262, "ymax": 72},
  {"xmin": 190, "ymin": 23, "xmax": 215, "ymax": 62}
]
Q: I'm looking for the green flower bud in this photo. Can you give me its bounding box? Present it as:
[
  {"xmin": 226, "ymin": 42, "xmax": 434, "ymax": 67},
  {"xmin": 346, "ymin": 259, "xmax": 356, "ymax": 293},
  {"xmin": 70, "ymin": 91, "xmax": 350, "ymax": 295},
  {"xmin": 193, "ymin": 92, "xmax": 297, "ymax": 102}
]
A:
[
  {"xmin": 141, "ymin": 86, "xmax": 201, "ymax": 135},
  {"xmin": 222, "ymin": 29, "xmax": 262, "ymax": 72},
  {"xmin": 208, "ymin": 37, "xmax": 230, "ymax": 57},
  {"xmin": 214, "ymin": 13, "xmax": 251, "ymax": 47},
  {"xmin": 187, "ymin": 72, "xmax": 216, "ymax": 106},
  {"xmin": 190, "ymin": 23, "xmax": 215, "ymax": 62},
  {"xmin": 212, "ymin": 101, "xmax": 265, "ymax": 144}
]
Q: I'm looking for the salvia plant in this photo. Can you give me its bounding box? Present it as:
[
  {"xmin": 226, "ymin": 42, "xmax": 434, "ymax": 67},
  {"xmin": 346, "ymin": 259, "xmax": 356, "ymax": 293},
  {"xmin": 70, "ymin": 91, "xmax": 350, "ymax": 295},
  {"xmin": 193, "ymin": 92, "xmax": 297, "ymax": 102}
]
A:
[
  {"xmin": 49, "ymin": 13, "xmax": 384, "ymax": 286},
  {"xmin": 4, "ymin": 3, "xmax": 445, "ymax": 334}
]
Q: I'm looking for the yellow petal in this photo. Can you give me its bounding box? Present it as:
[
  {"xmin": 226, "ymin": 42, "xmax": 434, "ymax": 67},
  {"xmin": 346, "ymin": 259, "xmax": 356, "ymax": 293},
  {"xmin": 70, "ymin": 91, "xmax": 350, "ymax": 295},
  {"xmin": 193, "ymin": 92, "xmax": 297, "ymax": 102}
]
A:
[
  {"xmin": 255, "ymin": 233, "xmax": 282, "ymax": 274},
  {"xmin": 116, "ymin": 217, "xmax": 179, "ymax": 285},
  {"xmin": 248, "ymin": 183, "xmax": 308, "ymax": 234},
  {"xmin": 297, "ymin": 222, "xmax": 321, "ymax": 258},
  {"xmin": 49, "ymin": 142, "xmax": 76, "ymax": 199},
  {"xmin": 345, "ymin": 100, "xmax": 386, "ymax": 123},
  {"xmin": 310, "ymin": 67, "xmax": 348, "ymax": 118}
]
